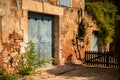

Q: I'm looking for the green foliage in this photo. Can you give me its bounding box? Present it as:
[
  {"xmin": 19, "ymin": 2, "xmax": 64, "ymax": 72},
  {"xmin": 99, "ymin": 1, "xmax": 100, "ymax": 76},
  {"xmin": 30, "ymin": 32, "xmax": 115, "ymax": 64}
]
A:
[
  {"xmin": 86, "ymin": 2, "xmax": 117, "ymax": 44},
  {"xmin": 37, "ymin": 58, "xmax": 54, "ymax": 67},
  {"xmin": 0, "ymin": 66, "xmax": 18, "ymax": 80},
  {"xmin": 19, "ymin": 41, "xmax": 53, "ymax": 76},
  {"xmin": 24, "ymin": 41, "xmax": 38, "ymax": 68},
  {"xmin": 19, "ymin": 41, "xmax": 37, "ymax": 76},
  {"xmin": 0, "ymin": 73, "xmax": 18, "ymax": 80}
]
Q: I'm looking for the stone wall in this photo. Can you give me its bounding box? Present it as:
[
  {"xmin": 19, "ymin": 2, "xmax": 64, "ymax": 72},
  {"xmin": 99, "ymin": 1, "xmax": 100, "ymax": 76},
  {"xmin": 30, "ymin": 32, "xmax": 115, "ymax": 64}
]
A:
[
  {"xmin": 0, "ymin": 0, "xmax": 23, "ymax": 73},
  {"xmin": 83, "ymin": 12, "xmax": 106, "ymax": 52},
  {"xmin": 60, "ymin": 9, "xmax": 79, "ymax": 64},
  {"xmin": 59, "ymin": 0, "xmax": 85, "ymax": 64},
  {"xmin": 0, "ymin": 16, "xmax": 2, "ymax": 65},
  {"xmin": 21, "ymin": 0, "xmax": 85, "ymax": 65},
  {"xmin": 83, "ymin": 12, "xmax": 99, "ymax": 51},
  {"xmin": 0, "ymin": 0, "xmax": 86, "ymax": 73}
]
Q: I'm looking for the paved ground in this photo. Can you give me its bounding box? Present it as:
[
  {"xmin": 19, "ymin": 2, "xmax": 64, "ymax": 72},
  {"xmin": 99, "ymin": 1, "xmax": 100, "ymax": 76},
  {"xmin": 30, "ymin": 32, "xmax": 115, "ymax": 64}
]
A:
[{"xmin": 20, "ymin": 64, "xmax": 120, "ymax": 80}]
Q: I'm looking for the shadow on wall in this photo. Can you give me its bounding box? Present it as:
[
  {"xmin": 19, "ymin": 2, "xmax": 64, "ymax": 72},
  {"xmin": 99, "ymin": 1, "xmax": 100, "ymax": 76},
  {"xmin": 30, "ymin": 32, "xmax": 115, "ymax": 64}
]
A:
[
  {"xmin": 69, "ymin": 19, "xmax": 85, "ymax": 64},
  {"xmin": 64, "ymin": 41, "xmax": 85, "ymax": 65},
  {"xmin": 65, "ymin": 54, "xmax": 73, "ymax": 64}
]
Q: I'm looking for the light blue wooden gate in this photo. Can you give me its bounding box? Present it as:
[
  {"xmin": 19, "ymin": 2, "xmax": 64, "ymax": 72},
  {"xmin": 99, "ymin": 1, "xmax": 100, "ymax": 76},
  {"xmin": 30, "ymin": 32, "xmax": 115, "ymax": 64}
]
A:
[
  {"xmin": 28, "ymin": 12, "xmax": 54, "ymax": 61},
  {"xmin": 91, "ymin": 31, "xmax": 98, "ymax": 51}
]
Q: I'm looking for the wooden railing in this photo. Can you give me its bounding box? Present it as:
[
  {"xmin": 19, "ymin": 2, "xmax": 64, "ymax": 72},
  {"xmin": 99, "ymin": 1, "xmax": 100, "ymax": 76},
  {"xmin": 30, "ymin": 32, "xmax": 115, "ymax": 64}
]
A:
[{"xmin": 85, "ymin": 51, "xmax": 118, "ymax": 68}]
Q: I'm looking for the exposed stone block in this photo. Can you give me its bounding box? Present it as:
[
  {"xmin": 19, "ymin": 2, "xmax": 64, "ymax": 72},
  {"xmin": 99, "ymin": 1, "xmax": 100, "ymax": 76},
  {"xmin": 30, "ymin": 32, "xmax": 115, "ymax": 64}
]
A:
[{"xmin": 22, "ymin": 0, "xmax": 43, "ymax": 12}]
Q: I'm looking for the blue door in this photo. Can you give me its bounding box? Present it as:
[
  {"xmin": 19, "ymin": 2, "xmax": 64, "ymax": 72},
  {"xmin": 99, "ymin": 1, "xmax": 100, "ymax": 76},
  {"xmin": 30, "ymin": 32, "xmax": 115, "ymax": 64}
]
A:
[
  {"xmin": 28, "ymin": 12, "xmax": 54, "ymax": 61},
  {"xmin": 91, "ymin": 31, "xmax": 98, "ymax": 52}
]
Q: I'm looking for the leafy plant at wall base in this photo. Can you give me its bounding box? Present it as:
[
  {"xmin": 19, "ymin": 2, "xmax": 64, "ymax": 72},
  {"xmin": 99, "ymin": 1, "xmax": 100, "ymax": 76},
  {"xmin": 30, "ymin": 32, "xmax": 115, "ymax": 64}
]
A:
[
  {"xmin": 37, "ymin": 58, "xmax": 54, "ymax": 67},
  {"xmin": 19, "ymin": 41, "xmax": 37, "ymax": 76},
  {"xmin": 19, "ymin": 41, "xmax": 54, "ymax": 76},
  {"xmin": 86, "ymin": 2, "xmax": 117, "ymax": 44},
  {"xmin": 0, "ymin": 66, "xmax": 18, "ymax": 80}
]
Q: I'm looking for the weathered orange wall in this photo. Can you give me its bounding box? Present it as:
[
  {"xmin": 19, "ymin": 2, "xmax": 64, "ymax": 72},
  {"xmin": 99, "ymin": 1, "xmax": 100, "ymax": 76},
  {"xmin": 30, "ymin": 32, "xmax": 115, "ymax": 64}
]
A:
[
  {"xmin": 0, "ymin": 0, "xmax": 23, "ymax": 73},
  {"xmin": 0, "ymin": 0, "xmax": 22, "ymax": 43},
  {"xmin": 83, "ymin": 12, "xmax": 99, "ymax": 51},
  {"xmin": 0, "ymin": 16, "xmax": 3, "ymax": 65},
  {"xmin": 49, "ymin": 0, "xmax": 58, "ymax": 5},
  {"xmin": 60, "ymin": 9, "xmax": 82, "ymax": 64},
  {"xmin": 21, "ymin": 0, "xmax": 85, "ymax": 65},
  {"xmin": 0, "ymin": 0, "xmax": 86, "ymax": 72}
]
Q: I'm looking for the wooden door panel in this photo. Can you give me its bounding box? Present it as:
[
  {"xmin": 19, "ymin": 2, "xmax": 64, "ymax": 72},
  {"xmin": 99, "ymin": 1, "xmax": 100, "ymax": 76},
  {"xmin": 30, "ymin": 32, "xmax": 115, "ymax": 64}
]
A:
[
  {"xmin": 28, "ymin": 12, "xmax": 54, "ymax": 62},
  {"xmin": 91, "ymin": 31, "xmax": 98, "ymax": 51}
]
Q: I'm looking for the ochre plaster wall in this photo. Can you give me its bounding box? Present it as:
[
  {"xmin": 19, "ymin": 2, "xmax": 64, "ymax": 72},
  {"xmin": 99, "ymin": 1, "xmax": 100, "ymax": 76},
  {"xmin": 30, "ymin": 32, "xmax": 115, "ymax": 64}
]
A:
[
  {"xmin": 21, "ymin": 0, "xmax": 85, "ymax": 65},
  {"xmin": 0, "ymin": 0, "xmax": 23, "ymax": 73},
  {"xmin": 59, "ymin": 9, "xmax": 80, "ymax": 64},
  {"xmin": 0, "ymin": 0, "xmax": 86, "ymax": 73},
  {"xmin": 84, "ymin": 12, "xmax": 99, "ymax": 51}
]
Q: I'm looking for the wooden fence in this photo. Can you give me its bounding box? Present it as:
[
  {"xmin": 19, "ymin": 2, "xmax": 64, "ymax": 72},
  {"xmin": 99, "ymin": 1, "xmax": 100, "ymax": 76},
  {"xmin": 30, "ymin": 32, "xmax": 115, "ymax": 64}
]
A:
[{"xmin": 85, "ymin": 51, "xmax": 118, "ymax": 68}]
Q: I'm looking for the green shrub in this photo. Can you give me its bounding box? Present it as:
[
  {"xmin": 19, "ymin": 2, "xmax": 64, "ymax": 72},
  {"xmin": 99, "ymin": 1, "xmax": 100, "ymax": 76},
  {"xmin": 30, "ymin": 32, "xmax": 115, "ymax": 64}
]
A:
[
  {"xmin": 19, "ymin": 41, "xmax": 54, "ymax": 76},
  {"xmin": 86, "ymin": 2, "xmax": 118, "ymax": 44},
  {"xmin": 18, "ymin": 41, "xmax": 37, "ymax": 76}
]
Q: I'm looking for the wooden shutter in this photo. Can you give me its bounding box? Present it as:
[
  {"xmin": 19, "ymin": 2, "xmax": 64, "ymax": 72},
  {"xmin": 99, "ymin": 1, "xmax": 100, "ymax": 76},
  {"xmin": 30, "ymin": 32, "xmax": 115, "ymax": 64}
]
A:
[{"xmin": 59, "ymin": 0, "xmax": 71, "ymax": 7}]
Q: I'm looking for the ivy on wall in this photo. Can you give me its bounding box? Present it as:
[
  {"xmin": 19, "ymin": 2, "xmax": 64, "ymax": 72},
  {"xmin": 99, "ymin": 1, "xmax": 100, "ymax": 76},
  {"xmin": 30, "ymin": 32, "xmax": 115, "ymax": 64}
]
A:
[{"xmin": 85, "ymin": 2, "xmax": 117, "ymax": 44}]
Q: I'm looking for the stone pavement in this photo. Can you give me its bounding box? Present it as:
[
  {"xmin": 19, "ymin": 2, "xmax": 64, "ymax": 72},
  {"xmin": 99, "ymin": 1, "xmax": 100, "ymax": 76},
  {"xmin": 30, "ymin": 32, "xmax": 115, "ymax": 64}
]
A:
[{"xmin": 19, "ymin": 64, "xmax": 120, "ymax": 80}]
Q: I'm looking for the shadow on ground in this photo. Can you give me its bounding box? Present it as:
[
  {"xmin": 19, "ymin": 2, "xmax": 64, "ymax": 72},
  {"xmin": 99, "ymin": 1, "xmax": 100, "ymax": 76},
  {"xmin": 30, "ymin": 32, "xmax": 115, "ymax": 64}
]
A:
[{"xmin": 46, "ymin": 64, "xmax": 120, "ymax": 80}]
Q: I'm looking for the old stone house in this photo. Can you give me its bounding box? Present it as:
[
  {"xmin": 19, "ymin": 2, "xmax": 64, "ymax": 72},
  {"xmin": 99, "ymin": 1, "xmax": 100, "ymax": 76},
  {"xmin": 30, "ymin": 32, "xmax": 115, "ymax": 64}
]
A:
[{"xmin": 0, "ymin": 0, "xmax": 102, "ymax": 72}]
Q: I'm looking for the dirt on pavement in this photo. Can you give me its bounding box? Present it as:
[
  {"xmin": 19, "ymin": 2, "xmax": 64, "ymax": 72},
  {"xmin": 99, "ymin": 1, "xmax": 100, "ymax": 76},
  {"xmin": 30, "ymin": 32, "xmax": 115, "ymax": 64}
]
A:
[{"xmin": 19, "ymin": 64, "xmax": 120, "ymax": 80}]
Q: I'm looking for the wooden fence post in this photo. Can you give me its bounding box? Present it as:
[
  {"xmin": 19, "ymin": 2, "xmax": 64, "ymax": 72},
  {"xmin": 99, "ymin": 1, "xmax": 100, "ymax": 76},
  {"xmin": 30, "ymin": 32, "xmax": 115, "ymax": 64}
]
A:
[
  {"xmin": 117, "ymin": 53, "xmax": 120, "ymax": 70},
  {"xmin": 106, "ymin": 52, "xmax": 109, "ymax": 67},
  {"xmin": 85, "ymin": 51, "xmax": 86, "ymax": 63}
]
